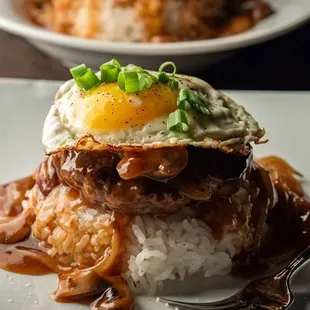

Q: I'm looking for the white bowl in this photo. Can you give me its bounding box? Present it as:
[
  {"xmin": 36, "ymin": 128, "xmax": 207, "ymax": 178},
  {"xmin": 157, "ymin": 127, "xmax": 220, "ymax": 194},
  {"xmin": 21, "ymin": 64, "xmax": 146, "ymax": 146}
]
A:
[{"xmin": 0, "ymin": 0, "xmax": 309, "ymax": 72}]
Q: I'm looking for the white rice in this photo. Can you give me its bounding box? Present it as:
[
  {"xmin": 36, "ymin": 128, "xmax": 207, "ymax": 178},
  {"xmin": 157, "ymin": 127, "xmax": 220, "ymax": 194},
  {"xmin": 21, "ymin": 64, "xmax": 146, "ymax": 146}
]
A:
[
  {"xmin": 27, "ymin": 183, "xmax": 243, "ymax": 294},
  {"xmin": 123, "ymin": 208, "xmax": 235, "ymax": 294}
]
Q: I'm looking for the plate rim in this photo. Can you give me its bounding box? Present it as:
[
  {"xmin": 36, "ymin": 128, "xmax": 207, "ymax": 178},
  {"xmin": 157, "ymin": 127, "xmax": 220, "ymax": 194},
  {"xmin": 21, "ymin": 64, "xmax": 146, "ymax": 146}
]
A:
[
  {"xmin": 0, "ymin": 0, "xmax": 310, "ymax": 55},
  {"xmin": 0, "ymin": 81, "xmax": 310, "ymax": 309}
]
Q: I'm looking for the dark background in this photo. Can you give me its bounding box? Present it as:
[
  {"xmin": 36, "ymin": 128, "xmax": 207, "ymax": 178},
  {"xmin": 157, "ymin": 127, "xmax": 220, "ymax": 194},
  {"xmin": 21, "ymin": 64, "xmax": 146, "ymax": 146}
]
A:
[{"xmin": 0, "ymin": 23, "xmax": 309, "ymax": 90}]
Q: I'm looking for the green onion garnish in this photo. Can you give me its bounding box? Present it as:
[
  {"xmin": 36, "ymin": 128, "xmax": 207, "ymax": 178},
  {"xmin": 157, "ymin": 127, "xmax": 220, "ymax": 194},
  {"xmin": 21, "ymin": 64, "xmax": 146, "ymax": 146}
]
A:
[
  {"xmin": 169, "ymin": 79, "xmax": 179, "ymax": 91},
  {"xmin": 191, "ymin": 102, "xmax": 212, "ymax": 115},
  {"xmin": 107, "ymin": 58, "xmax": 121, "ymax": 69},
  {"xmin": 117, "ymin": 71, "xmax": 140, "ymax": 93},
  {"xmin": 167, "ymin": 109, "xmax": 189, "ymax": 133},
  {"xmin": 71, "ymin": 60, "xmax": 181, "ymax": 93},
  {"xmin": 123, "ymin": 64, "xmax": 144, "ymax": 72},
  {"xmin": 70, "ymin": 63, "xmax": 88, "ymax": 79},
  {"xmin": 138, "ymin": 70, "xmax": 158, "ymax": 83},
  {"xmin": 100, "ymin": 59, "xmax": 121, "ymax": 83},
  {"xmin": 190, "ymin": 93, "xmax": 212, "ymax": 115},
  {"xmin": 179, "ymin": 89, "xmax": 190, "ymax": 102},
  {"xmin": 100, "ymin": 64, "xmax": 119, "ymax": 83},
  {"xmin": 75, "ymin": 68, "xmax": 100, "ymax": 91},
  {"xmin": 158, "ymin": 72, "xmax": 170, "ymax": 84},
  {"xmin": 159, "ymin": 61, "xmax": 177, "ymax": 76},
  {"xmin": 138, "ymin": 73, "xmax": 154, "ymax": 91},
  {"xmin": 177, "ymin": 89, "xmax": 191, "ymax": 110},
  {"xmin": 148, "ymin": 73, "xmax": 159, "ymax": 83},
  {"xmin": 178, "ymin": 100, "xmax": 191, "ymax": 111}
]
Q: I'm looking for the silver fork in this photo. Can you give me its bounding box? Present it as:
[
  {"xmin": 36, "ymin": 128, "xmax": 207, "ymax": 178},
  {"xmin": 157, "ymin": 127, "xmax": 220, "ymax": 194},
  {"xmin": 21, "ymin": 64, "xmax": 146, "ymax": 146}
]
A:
[{"xmin": 157, "ymin": 245, "xmax": 310, "ymax": 310}]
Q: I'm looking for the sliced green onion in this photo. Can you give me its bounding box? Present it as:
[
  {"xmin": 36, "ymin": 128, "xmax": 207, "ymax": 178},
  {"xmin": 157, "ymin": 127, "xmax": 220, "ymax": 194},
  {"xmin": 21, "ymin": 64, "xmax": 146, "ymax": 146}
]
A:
[
  {"xmin": 76, "ymin": 68, "xmax": 100, "ymax": 91},
  {"xmin": 148, "ymin": 73, "xmax": 158, "ymax": 83},
  {"xmin": 169, "ymin": 79, "xmax": 179, "ymax": 91},
  {"xmin": 101, "ymin": 58, "xmax": 121, "ymax": 70},
  {"xmin": 138, "ymin": 70, "xmax": 158, "ymax": 83},
  {"xmin": 190, "ymin": 93, "xmax": 208, "ymax": 106},
  {"xmin": 189, "ymin": 93, "xmax": 212, "ymax": 115},
  {"xmin": 177, "ymin": 89, "xmax": 191, "ymax": 110},
  {"xmin": 100, "ymin": 58, "xmax": 121, "ymax": 83},
  {"xmin": 110, "ymin": 58, "xmax": 121, "ymax": 69},
  {"xmin": 158, "ymin": 72, "xmax": 170, "ymax": 84},
  {"xmin": 159, "ymin": 61, "xmax": 177, "ymax": 76},
  {"xmin": 167, "ymin": 109, "xmax": 189, "ymax": 133},
  {"xmin": 179, "ymin": 89, "xmax": 190, "ymax": 102},
  {"xmin": 100, "ymin": 64, "xmax": 120, "ymax": 83},
  {"xmin": 191, "ymin": 102, "xmax": 211, "ymax": 115},
  {"xmin": 123, "ymin": 64, "xmax": 144, "ymax": 72},
  {"xmin": 178, "ymin": 99, "xmax": 191, "ymax": 111},
  {"xmin": 117, "ymin": 71, "xmax": 140, "ymax": 93},
  {"xmin": 138, "ymin": 73, "xmax": 154, "ymax": 91},
  {"xmin": 70, "ymin": 63, "xmax": 88, "ymax": 79}
]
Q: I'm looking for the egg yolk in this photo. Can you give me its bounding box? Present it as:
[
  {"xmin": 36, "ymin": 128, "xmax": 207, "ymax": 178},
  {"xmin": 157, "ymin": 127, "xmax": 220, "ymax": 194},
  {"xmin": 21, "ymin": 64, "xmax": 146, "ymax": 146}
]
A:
[{"xmin": 80, "ymin": 83, "xmax": 178, "ymax": 131}]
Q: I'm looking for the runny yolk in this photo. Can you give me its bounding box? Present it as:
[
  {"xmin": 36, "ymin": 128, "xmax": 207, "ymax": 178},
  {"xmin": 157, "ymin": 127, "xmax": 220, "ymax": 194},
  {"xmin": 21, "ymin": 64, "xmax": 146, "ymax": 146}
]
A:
[{"xmin": 81, "ymin": 82, "xmax": 178, "ymax": 131}]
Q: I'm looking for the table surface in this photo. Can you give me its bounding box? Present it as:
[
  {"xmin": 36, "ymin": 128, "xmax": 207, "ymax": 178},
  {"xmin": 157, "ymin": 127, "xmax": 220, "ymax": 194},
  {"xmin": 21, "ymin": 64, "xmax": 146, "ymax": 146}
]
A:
[{"xmin": 0, "ymin": 22, "xmax": 310, "ymax": 90}]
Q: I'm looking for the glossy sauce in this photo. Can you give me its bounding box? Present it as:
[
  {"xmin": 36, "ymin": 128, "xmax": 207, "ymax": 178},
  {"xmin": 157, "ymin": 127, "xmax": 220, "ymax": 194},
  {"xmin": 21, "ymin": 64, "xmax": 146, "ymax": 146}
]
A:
[
  {"xmin": 0, "ymin": 178, "xmax": 73, "ymax": 275},
  {"xmin": 36, "ymin": 147, "xmax": 254, "ymax": 216},
  {"xmin": 117, "ymin": 147, "xmax": 188, "ymax": 180},
  {"xmin": 0, "ymin": 177, "xmax": 133, "ymax": 309},
  {"xmin": 0, "ymin": 153, "xmax": 309, "ymax": 310},
  {"xmin": 0, "ymin": 178, "xmax": 51, "ymax": 275}
]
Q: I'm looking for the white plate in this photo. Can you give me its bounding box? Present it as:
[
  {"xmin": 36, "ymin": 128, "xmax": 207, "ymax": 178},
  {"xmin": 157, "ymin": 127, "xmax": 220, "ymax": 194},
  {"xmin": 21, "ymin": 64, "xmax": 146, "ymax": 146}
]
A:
[
  {"xmin": 0, "ymin": 78, "xmax": 310, "ymax": 309},
  {"xmin": 0, "ymin": 0, "xmax": 309, "ymax": 71}
]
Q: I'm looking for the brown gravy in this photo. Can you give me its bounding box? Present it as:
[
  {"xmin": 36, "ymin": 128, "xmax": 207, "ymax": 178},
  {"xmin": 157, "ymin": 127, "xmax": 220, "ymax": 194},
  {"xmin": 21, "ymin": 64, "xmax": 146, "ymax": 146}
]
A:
[
  {"xmin": 0, "ymin": 177, "xmax": 133, "ymax": 309},
  {"xmin": 0, "ymin": 237, "xmax": 52, "ymax": 275},
  {"xmin": 0, "ymin": 177, "xmax": 71, "ymax": 276},
  {"xmin": 0, "ymin": 161, "xmax": 309, "ymax": 309}
]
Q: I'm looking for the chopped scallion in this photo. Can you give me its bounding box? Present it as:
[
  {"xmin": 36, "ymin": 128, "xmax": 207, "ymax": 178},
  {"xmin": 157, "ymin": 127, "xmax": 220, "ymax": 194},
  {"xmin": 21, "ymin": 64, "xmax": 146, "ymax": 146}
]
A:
[
  {"xmin": 159, "ymin": 61, "xmax": 177, "ymax": 76},
  {"xmin": 123, "ymin": 64, "xmax": 143, "ymax": 72},
  {"xmin": 167, "ymin": 109, "xmax": 189, "ymax": 133},
  {"xmin": 100, "ymin": 58, "xmax": 121, "ymax": 83},
  {"xmin": 169, "ymin": 79, "xmax": 179, "ymax": 91},
  {"xmin": 191, "ymin": 102, "xmax": 211, "ymax": 115},
  {"xmin": 138, "ymin": 73, "xmax": 154, "ymax": 91},
  {"xmin": 179, "ymin": 89, "xmax": 190, "ymax": 102},
  {"xmin": 178, "ymin": 100, "xmax": 191, "ymax": 111},
  {"xmin": 158, "ymin": 72, "xmax": 170, "ymax": 84},
  {"xmin": 177, "ymin": 89, "xmax": 191, "ymax": 110},
  {"xmin": 190, "ymin": 93, "xmax": 212, "ymax": 115},
  {"xmin": 148, "ymin": 73, "xmax": 158, "ymax": 83},
  {"xmin": 75, "ymin": 68, "xmax": 100, "ymax": 91},
  {"xmin": 117, "ymin": 71, "xmax": 140, "ymax": 93},
  {"xmin": 138, "ymin": 70, "xmax": 158, "ymax": 83},
  {"xmin": 109, "ymin": 58, "xmax": 121, "ymax": 69},
  {"xmin": 70, "ymin": 63, "xmax": 88, "ymax": 79},
  {"xmin": 100, "ymin": 64, "xmax": 120, "ymax": 83}
]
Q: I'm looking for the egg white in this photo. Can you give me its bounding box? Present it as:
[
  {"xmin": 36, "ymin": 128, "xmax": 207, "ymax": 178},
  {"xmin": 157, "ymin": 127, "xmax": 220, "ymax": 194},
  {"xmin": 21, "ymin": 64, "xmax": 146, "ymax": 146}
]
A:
[{"xmin": 43, "ymin": 73, "xmax": 263, "ymax": 154}]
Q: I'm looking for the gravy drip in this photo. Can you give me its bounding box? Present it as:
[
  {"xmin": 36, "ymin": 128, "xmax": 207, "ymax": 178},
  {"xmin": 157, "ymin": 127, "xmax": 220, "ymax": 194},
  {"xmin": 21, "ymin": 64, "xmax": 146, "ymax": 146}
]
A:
[
  {"xmin": 0, "ymin": 177, "xmax": 134, "ymax": 309},
  {"xmin": 0, "ymin": 154, "xmax": 309, "ymax": 310}
]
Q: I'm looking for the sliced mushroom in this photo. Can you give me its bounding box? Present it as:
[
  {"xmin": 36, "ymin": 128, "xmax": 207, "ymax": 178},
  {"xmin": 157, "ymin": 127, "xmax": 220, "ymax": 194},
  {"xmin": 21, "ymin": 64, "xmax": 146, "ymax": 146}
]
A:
[
  {"xmin": 90, "ymin": 276, "xmax": 134, "ymax": 310},
  {"xmin": 0, "ymin": 208, "xmax": 35, "ymax": 244},
  {"xmin": 53, "ymin": 270, "xmax": 110, "ymax": 300}
]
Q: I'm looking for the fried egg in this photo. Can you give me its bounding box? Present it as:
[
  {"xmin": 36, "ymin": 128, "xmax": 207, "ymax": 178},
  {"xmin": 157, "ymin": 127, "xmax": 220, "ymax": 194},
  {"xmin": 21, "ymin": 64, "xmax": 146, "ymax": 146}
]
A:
[{"xmin": 43, "ymin": 72, "xmax": 264, "ymax": 154}]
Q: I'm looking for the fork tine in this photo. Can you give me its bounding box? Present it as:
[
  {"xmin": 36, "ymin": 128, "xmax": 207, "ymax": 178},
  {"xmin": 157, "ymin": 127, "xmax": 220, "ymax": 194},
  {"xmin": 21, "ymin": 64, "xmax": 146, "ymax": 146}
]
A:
[
  {"xmin": 167, "ymin": 305, "xmax": 253, "ymax": 310},
  {"xmin": 157, "ymin": 297, "xmax": 245, "ymax": 310},
  {"xmin": 158, "ymin": 289, "xmax": 243, "ymax": 306}
]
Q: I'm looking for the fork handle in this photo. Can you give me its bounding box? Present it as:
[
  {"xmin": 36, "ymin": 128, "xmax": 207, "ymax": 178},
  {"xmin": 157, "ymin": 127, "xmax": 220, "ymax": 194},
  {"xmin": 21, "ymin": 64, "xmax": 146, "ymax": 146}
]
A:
[{"xmin": 275, "ymin": 245, "xmax": 310, "ymax": 280}]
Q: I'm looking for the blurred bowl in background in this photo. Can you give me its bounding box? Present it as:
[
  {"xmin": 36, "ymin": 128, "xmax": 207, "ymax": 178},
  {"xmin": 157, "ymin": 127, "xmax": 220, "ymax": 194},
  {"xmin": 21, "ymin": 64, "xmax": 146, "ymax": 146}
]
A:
[{"xmin": 0, "ymin": 0, "xmax": 309, "ymax": 73}]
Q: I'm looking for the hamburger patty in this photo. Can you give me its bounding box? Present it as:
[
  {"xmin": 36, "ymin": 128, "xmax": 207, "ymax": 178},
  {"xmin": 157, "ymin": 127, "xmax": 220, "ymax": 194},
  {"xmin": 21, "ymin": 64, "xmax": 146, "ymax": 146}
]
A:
[{"xmin": 36, "ymin": 147, "xmax": 253, "ymax": 214}]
